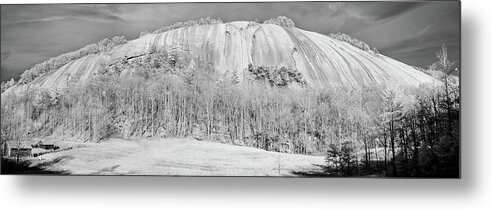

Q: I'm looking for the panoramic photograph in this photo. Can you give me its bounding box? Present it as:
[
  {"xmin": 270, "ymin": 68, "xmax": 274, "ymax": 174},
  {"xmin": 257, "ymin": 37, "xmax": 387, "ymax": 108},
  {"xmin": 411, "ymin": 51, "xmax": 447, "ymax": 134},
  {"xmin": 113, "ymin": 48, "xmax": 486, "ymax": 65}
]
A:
[{"xmin": 0, "ymin": 1, "xmax": 460, "ymax": 177}]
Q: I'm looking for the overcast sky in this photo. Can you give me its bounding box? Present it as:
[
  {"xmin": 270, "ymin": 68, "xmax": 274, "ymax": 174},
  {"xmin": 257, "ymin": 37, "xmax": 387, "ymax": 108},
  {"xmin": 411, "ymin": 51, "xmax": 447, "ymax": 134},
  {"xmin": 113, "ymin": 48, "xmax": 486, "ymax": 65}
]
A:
[{"xmin": 0, "ymin": 1, "xmax": 460, "ymax": 82}]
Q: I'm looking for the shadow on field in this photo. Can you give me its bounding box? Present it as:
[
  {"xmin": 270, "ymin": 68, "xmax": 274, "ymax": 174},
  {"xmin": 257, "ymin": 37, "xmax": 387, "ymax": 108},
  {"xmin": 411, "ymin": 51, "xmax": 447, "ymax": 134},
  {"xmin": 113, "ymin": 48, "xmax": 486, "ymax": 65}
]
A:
[
  {"xmin": 36, "ymin": 155, "xmax": 74, "ymax": 168},
  {"xmin": 90, "ymin": 165, "xmax": 121, "ymax": 175},
  {"xmin": 1, "ymin": 157, "xmax": 69, "ymax": 175},
  {"xmin": 291, "ymin": 164, "xmax": 331, "ymax": 177}
]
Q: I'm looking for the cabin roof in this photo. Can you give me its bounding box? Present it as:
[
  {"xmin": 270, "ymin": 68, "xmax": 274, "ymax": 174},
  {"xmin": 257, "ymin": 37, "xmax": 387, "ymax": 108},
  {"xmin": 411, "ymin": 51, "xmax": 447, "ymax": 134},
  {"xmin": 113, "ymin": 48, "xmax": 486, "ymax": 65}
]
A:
[{"xmin": 35, "ymin": 139, "xmax": 55, "ymax": 145}]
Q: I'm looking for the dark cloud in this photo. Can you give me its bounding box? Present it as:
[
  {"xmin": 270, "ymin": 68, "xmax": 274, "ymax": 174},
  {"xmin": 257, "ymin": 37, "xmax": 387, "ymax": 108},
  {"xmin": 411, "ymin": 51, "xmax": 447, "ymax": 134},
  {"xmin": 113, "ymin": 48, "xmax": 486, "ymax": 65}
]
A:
[
  {"xmin": 0, "ymin": 2, "xmax": 460, "ymax": 82},
  {"xmin": 351, "ymin": 2, "xmax": 424, "ymax": 23},
  {"xmin": 1, "ymin": 4, "xmax": 124, "ymax": 28},
  {"xmin": 67, "ymin": 5, "xmax": 124, "ymax": 21}
]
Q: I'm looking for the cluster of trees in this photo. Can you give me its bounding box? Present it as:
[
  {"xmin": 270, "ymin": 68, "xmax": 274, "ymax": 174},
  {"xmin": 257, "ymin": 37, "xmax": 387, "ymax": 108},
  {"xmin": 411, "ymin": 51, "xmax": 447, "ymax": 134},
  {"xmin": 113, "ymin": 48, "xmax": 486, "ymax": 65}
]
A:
[
  {"xmin": 263, "ymin": 16, "xmax": 295, "ymax": 28},
  {"xmin": 19, "ymin": 36, "xmax": 127, "ymax": 84},
  {"xmin": 1, "ymin": 44, "xmax": 459, "ymax": 177},
  {"xmin": 1, "ymin": 78, "xmax": 16, "ymax": 93},
  {"xmin": 323, "ymin": 45, "xmax": 459, "ymax": 177},
  {"xmin": 247, "ymin": 64, "xmax": 307, "ymax": 87},
  {"xmin": 329, "ymin": 32, "xmax": 373, "ymax": 52},
  {"xmin": 97, "ymin": 36, "xmax": 128, "ymax": 53},
  {"xmin": 146, "ymin": 17, "xmax": 224, "ymax": 36},
  {"xmin": 99, "ymin": 48, "xmax": 192, "ymax": 79}
]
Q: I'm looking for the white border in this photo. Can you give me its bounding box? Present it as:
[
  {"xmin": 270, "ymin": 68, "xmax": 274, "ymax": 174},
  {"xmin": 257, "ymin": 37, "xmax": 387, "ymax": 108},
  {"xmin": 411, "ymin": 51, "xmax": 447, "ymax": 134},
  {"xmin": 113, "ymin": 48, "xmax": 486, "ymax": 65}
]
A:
[{"xmin": 1, "ymin": 0, "xmax": 491, "ymax": 210}]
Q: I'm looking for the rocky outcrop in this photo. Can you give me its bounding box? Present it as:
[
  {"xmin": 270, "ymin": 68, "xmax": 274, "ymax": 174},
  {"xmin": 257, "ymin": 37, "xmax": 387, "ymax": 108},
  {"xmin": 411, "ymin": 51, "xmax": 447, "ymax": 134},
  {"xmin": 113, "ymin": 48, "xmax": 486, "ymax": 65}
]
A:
[{"xmin": 4, "ymin": 21, "xmax": 436, "ymax": 94}]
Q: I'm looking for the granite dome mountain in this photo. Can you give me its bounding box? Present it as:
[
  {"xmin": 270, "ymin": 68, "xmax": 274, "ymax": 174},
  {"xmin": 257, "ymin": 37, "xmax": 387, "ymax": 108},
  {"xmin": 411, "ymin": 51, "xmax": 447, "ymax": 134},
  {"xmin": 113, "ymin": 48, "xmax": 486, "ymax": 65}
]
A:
[{"xmin": 3, "ymin": 17, "xmax": 435, "ymax": 94}]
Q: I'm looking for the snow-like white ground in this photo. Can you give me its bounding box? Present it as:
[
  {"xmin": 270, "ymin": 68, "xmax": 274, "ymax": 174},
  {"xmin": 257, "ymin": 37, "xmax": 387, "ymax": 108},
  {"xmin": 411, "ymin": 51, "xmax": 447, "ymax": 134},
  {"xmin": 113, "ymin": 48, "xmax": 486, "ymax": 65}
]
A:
[{"xmin": 31, "ymin": 138, "xmax": 325, "ymax": 176}]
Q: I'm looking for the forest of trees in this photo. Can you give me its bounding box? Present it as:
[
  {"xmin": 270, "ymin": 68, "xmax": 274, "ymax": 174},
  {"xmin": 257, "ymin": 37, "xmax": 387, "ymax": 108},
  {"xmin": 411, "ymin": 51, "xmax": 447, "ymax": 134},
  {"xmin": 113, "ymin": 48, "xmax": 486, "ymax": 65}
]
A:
[
  {"xmin": 324, "ymin": 45, "xmax": 459, "ymax": 177},
  {"xmin": 1, "ymin": 24, "xmax": 459, "ymax": 178}
]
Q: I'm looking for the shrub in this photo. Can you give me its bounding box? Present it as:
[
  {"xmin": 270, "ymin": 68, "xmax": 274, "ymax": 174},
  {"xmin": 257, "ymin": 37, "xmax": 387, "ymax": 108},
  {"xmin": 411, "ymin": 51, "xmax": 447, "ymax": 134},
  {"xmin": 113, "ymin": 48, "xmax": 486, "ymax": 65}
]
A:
[
  {"xmin": 373, "ymin": 47, "xmax": 380, "ymax": 56},
  {"xmin": 247, "ymin": 64, "xmax": 306, "ymax": 87},
  {"xmin": 151, "ymin": 17, "xmax": 223, "ymax": 34},
  {"xmin": 98, "ymin": 36, "xmax": 127, "ymax": 53},
  {"xmin": 1, "ymin": 78, "xmax": 16, "ymax": 93},
  {"xmin": 326, "ymin": 141, "xmax": 356, "ymax": 176},
  {"xmin": 329, "ymin": 32, "xmax": 373, "ymax": 52},
  {"xmin": 139, "ymin": 30, "xmax": 150, "ymax": 38}
]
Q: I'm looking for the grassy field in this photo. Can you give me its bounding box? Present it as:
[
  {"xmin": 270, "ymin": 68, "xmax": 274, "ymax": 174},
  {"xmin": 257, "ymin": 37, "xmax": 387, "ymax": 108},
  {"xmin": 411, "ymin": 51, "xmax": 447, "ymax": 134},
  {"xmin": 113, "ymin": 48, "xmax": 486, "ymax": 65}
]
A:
[{"xmin": 24, "ymin": 138, "xmax": 325, "ymax": 176}]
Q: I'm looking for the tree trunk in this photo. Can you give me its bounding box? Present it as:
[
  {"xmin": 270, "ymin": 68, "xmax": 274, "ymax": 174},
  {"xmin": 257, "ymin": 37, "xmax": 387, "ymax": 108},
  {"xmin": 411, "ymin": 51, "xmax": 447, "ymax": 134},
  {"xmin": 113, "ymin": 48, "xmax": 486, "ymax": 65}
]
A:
[{"xmin": 390, "ymin": 115, "xmax": 397, "ymax": 176}]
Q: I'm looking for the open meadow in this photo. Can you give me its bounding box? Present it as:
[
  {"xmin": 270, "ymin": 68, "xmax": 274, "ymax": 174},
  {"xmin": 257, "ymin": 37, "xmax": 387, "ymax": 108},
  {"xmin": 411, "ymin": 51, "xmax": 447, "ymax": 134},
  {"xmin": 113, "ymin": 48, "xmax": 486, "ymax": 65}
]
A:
[{"xmin": 23, "ymin": 138, "xmax": 325, "ymax": 176}]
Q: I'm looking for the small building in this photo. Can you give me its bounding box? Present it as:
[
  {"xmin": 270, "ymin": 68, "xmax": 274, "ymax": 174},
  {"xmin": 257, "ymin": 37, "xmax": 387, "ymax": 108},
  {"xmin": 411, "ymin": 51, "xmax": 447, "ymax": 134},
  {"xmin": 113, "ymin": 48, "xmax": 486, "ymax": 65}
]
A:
[
  {"xmin": 34, "ymin": 140, "xmax": 56, "ymax": 150},
  {"xmin": 3, "ymin": 141, "xmax": 32, "ymax": 158}
]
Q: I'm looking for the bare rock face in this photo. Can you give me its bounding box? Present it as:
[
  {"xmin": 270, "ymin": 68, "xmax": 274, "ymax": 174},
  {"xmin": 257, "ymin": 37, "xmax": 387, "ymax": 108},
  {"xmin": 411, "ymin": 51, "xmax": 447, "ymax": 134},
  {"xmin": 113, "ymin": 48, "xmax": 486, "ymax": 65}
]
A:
[{"xmin": 6, "ymin": 21, "xmax": 436, "ymax": 93}]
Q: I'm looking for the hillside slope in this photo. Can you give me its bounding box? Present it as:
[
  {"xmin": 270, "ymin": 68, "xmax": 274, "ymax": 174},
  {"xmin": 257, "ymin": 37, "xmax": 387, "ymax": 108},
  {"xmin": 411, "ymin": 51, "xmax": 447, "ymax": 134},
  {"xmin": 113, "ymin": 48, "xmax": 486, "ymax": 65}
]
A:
[{"xmin": 4, "ymin": 21, "xmax": 435, "ymax": 93}]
